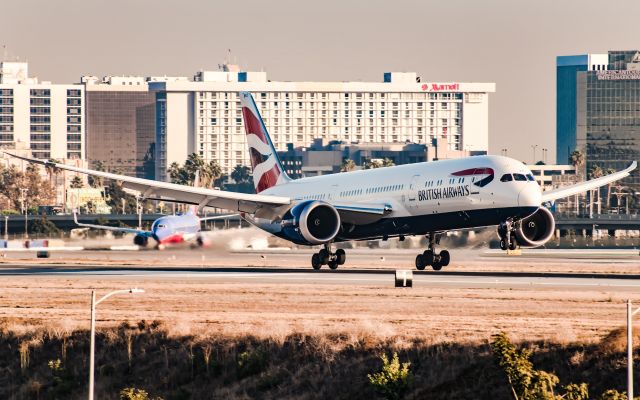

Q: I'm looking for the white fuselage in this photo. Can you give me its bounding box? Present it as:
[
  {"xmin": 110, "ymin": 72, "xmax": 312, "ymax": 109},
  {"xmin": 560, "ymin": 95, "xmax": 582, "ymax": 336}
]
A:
[{"xmin": 258, "ymin": 155, "xmax": 542, "ymax": 241}]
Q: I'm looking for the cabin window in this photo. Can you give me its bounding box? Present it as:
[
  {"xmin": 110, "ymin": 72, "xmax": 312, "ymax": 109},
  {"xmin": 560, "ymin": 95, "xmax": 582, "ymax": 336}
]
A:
[{"xmin": 500, "ymin": 174, "xmax": 513, "ymax": 182}]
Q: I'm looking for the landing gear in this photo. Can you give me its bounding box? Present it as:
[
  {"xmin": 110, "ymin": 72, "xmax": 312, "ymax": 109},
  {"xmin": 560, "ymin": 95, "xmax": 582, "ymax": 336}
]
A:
[
  {"xmin": 415, "ymin": 233, "xmax": 451, "ymax": 271},
  {"xmin": 311, "ymin": 244, "xmax": 346, "ymax": 270},
  {"xmin": 498, "ymin": 219, "xmax": 519, "ymax": 251}
]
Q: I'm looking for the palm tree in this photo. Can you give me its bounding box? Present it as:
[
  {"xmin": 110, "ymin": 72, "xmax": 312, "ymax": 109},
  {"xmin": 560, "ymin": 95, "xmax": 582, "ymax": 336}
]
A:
[
  {"xmin": 589, "ymin": 165, "xmax": 604, "ymax": 215},
  {"xmin": 70, "ymin": 176, "xmax": 84, "ymax": 189},
  {"xmin": 88, "ymin": 160, "xmax": 105, "ymax": 188},
  {"xmin": 231, "ymin": 165, "xmax": 251, "ymax": 183},
  {"xmin": 340, "ymin": 159, "xmax": 356, "ymax": 172},
  {"xmin": 45, "ymin": 158, "xmax": 61, "ymax": 187},
  {"xmin": 605, "ymin": 167, "xmax": 616, "ymax": 209},
  {"xmin": 205, "ymin": 160, "xmax": 222, "ymax": 188},
  {"xmin": 364, "ymin": 159, "xmax": 382, "ymax": 169},
  {"xmin": 569, "ymin": 150, "xmax": 585, "ymax": 176}
]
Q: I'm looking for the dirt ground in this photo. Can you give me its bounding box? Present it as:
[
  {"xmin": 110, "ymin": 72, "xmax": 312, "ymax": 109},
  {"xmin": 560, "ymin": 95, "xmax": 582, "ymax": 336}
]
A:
[{"xmin": 1, "ymin": 273, "xmax": 638, "ymax": 345}]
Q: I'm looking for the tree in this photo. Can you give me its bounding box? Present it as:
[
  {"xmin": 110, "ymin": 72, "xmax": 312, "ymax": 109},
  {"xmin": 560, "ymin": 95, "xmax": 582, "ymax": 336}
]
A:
[
  {"xmin": 340, "ymin": 158, "xmax": 356, "ymax": 172},
  {"xmin": 88, "ymin": 160, "xmax": 106, "ymax": 188},
  {"xmin": 491, "ymin": 332, "xmax": 591, "ymax": 400},
  {"xmin": 569, "ymin": 150, "xmax": 585, "ymax": 178},
  {"xmin": 45, "ymin": 159, "xmax": 61, "ymax": 187},
  {"xmin": 204, "ymin": 160, "xmax": 222, "ymax": 188},
  {"xmin": 364, "ymin": 159, "xmax": 382, "ymax": 169},
  {"xmin": 382, "ymin": 158, "xmax": 395, "ymax": 167},
  {"xmin": 70, "ymin": 176, "xmax": 84, "ymax": 189},
  {"xmin": 231, "ymin": 165, "xmax": 251, "ymax": 183}
]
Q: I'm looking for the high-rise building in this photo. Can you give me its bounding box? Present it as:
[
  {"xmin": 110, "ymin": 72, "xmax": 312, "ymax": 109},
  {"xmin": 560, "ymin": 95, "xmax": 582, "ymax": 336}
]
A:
[
  {"xmin": 0, "ymin": 61, "xmax": 84, "ymax": 160},
  {"xmin": 558, "ymin": 50, "xmax": 640, "ymax": 207},
  {"xmin": 150, "ymin": 69, "xmax": 495, "ymax": 181},
  {"xmin": 556, "ymin": 54, "xmax": 608, "ymax": 164},
  {"xmin": 83, "ymin": 76, "xmax": 156, "ymax": 178}
]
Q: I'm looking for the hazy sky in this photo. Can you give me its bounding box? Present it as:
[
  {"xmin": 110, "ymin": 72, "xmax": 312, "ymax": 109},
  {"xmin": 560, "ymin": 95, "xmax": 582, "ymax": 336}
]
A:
[{"xmin": 4, "ymin": 0, "xmax": 640, "ymax": 163}]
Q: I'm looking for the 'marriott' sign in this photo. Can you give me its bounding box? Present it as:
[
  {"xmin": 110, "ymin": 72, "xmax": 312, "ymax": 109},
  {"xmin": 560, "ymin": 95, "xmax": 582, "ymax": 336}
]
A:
[{"xmin": 596, "ymin": 70, "xmax": 640, "ymax": 80}]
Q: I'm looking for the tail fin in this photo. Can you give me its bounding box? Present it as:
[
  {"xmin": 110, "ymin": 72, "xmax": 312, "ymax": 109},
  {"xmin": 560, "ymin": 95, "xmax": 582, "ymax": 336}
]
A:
[{"xmin": 239, "ymin": 91, "xmax": 290, "ymax": 193}]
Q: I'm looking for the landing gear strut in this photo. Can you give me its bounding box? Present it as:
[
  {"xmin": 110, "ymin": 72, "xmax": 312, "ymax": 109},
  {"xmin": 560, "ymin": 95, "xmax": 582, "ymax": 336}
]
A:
[
  {"xmin": 311, "ymin": 243, "xmax": 346, "ymax": 270},
  {"xmin": 415, "ymin": 233, "xmax": 450, "ymax": 271},
  {"xmin": 498, "ymin": 219, "xmax": 518, "ymax": 251}
]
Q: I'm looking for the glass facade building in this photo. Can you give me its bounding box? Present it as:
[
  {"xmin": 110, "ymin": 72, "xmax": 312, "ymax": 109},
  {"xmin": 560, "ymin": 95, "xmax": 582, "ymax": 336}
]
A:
[
  {"xmin": 85, "ymin": 90, "xmax": 156, "ymax": 178},
  {"xmin": 578, "ymin": 51, "xmax": 640, "ymax": 196},
  {"xmin": 556, "ymin": 55, "xmax": 589, "ymax": 164}
]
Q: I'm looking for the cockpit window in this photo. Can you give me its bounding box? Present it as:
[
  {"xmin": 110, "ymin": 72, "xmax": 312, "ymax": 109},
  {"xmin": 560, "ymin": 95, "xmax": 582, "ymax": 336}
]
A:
[
  {"xmin": 526, "ymin": 174, "xmax": 535, "ymax": 181},
  {"xmin": 157, "ymin": 224, "xmax": 167, "ymax": 229},
  {"xmin": 500, "ymin": 174, "xmax": 513, "ymax": 182},
  {"xmin": 513, "ymin": 173, "xmax": 527, "ymax": 181}
]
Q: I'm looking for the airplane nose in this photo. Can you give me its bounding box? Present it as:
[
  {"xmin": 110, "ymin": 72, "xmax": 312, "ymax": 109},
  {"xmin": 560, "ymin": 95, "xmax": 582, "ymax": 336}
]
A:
[{"xmin": 518, "ymin": 184, "xmax": 542, "ymax": 208}]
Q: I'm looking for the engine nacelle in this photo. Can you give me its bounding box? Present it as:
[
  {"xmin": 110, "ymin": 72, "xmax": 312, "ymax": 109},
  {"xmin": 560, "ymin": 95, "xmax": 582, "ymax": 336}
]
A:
[
  {"xmin": 133, "ymin": 234, "xmax": 149, "ymax": 247},
  {"xmin": 514, "ymin": 207, "xmax": 555, "ymax": 248},
  {"xmin": 282, "ymin": 200, "xmax": 341, "ymax": 245}
]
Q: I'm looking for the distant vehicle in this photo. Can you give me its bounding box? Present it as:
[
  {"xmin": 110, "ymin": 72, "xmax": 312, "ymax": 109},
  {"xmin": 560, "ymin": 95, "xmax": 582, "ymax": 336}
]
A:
[
  {"xmin": 8, "ymin": 92, "xmax": 636, "ymax": 269},
  {"xmin": 73, "ymin": 207, "xmax": 235, "ymax": 249}
]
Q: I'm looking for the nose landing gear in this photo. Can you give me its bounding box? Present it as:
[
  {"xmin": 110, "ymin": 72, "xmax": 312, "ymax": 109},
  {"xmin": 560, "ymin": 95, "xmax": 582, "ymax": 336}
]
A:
[
  {"xmin": 498, "ymin": 219, "xmax": 518, "ymax": 251},
  {"xmin": 415, "ymin": 233, "xmax": 450, "ymax": 271},
  {"xmin": 311, "ymin": 244, "xmax": 346, "ymax": 270}
]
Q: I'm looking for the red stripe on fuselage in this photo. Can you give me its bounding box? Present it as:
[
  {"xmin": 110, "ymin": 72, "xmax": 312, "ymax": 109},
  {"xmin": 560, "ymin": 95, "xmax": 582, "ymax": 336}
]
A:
[{"xmin": 159, "ymin": 233, "xmax": 185, "ymax": 244}]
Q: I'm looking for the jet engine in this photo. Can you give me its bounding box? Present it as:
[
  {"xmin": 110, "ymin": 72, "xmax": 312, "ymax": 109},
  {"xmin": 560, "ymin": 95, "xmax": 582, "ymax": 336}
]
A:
[
  {"xmin": 133, "ymin": 234, "xmax": 149, "ymax": 247},
  {"xmin": 282, "ymin": 200, "xmax": 341, "ymax": 245},
  {"xmin": 514, "ymin": 207, "xmax": 555, "ymax": 248}
]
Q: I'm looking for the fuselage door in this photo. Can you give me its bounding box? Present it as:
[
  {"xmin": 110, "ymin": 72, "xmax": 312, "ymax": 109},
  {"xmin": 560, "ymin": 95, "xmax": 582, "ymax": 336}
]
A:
[{"xmin": 406, "ymin": 174, "xmax": 421, "ymax": 205}]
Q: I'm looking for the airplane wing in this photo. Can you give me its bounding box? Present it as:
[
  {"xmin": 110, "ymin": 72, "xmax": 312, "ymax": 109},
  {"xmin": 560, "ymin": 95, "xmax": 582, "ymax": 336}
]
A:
[
  {"xmin": 541, "ymin": 161, "xmax": 637, "ymax": 203},
  {"xmin": 6, "ymin": 153, "xmax": 291, "ymax": 217},
  {"xmin": 73, "ymin": 210, "xmax": 152, "ymax": 236}
]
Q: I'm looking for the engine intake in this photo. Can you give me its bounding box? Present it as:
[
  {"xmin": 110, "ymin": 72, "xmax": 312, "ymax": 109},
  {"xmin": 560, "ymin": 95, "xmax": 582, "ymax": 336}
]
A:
[
  {"xmin": 514, "ymin": 207, "xmax": 555, "ymax": 248},
  {"xmin": 298, "ymin": 201, "xmax": 341, "ymax": 244}
]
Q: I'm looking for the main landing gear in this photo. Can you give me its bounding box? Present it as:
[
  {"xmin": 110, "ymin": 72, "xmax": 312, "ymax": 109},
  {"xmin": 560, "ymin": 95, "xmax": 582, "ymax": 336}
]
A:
[
  {"xmin": 498, "ymin": 219, "xmax": 518, "ymax": 251},
  {"xmin": 415, "ymin": 233, "xmax": 450, "ymax": 271},
  {"xmin": 311, "ymin": 243, "xmax": 346, "ymax": 270}
]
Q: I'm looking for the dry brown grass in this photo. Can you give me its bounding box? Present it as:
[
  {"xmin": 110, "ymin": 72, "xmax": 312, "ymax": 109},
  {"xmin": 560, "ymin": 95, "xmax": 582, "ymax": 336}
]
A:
[{"xmin": 0, "ymin": 275, "xmax": 638, "ymax": 347}]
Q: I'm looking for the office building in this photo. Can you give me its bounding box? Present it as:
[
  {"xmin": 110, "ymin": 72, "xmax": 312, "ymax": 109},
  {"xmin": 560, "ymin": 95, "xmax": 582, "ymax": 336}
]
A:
[
  {"xmin": 83, "ymin": 75, "xmax": 188, "ymax": 178},
  {"xmin": 556, "ymin": 53, "xmax": 609, "ymax": 164},
  {"xmin": 150, "ymin": 69, "xmax": 495, "ymax": 180},
  {"xmin": 0, "ymin": 61, "xmax": 84, "ymax": 160}
]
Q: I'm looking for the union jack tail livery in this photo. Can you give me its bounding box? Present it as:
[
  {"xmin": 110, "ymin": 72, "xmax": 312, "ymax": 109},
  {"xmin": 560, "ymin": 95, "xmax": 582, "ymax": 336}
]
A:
[{"xmin": 239, "ymin": 91, "xmax": 291, "ymax": 193}]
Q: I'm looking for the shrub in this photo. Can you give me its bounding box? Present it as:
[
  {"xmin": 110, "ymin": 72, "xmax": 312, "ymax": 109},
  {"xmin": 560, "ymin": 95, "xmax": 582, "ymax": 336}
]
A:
[
  {"xmin": 236, "ymin": 348, "xmax": 269, "ymax": 379},
  {"xmin": 119, "ymin": 387, "xmax": 163, "ymax": 400},
  {"xmin": 367, "ymin": 352, "xmax": 412, "ymax": 400}
]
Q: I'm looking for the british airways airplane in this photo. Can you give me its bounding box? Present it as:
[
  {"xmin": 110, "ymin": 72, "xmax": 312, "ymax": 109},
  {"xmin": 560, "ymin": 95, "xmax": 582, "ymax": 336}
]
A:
[
  {"xmin": 73, "ymin": 207, "xmax": 235, "ymax": 249},
  {"xmin": 8, "ymin": 91, "xmax": 636, "ymax": 270}
]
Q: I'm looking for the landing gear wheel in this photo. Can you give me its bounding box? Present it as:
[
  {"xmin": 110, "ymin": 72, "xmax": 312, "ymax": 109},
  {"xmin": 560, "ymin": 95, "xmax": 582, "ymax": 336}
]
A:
[
  {"xmin": 423, "ymin": 250, "xmax": 434, "ymax": 266},
  {"xmin": 328, "ymin": 260, "xmax": 339, "ymax": 270},
  {"xmin": 432, "ymin": 262, "xmax": 443, "ymax": 271},
  {"xmin": 318, "ymin": 248, "xmax": 330, "ymax": 264},
  {"xmin": 311, "ymin": 253, "xmax": 322, "ymax": 270},
  {"xmin": 508, "ymin": 235, "xmax": 518, "ymax": 251},
  {"xmin": 415, "ymin": 254, "xmax": 426, "ymax": 271},
  {"xmin": 440, "ymin": 250, "xmax": 450, "ymax": 267},
  {"xmin": 335, "ymin": 249, "xmax": 346, "ymax": 265},
  {"xmin": 500, "ymin": 239, "xmax": 508, "ymax": 251}
]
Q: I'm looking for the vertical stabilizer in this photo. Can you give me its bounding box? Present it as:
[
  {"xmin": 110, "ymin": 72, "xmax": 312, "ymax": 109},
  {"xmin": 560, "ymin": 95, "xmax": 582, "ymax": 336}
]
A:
[{"xmin": 239, "ymin": 91, "xmax": 290, "ymax": 193}]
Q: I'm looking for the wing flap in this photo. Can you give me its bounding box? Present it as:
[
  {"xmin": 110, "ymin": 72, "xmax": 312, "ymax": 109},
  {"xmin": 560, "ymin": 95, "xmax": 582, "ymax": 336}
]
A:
[
  {"xmin": 541, "ymin": 161, "xmax": 637, "ymax": 203},
  {"xmin": 333, "ymin": 201, "xmax": 392, "ymax": 225}
]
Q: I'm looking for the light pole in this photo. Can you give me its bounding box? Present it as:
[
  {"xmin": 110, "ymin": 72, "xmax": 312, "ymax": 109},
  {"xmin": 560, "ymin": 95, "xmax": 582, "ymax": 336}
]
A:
[
  {"xmin": 121, "ymin": 198, "xmax": 126, "ymax": 215},
  {"xmin": 628, "ymin": 299, "xmax": 640, "ymax": 399},
  {"xmin": 20, "ymin": 188, "xmax": 28, "ymax": 239},
  {"xmin": 531, "ymin": 144, "xmax": 538, "ymax": 164},
  {"xmin": 4, "ymin": 215, "xmax": 8, "ymax": 241},
  {"xmin": 136, "ymin": 196, "xmax": 142, "ymax": 230},
  {"xmin": 89, "ymin": 288, "xmax": 144, "ymax": 400},
  {"xmin": 542, "ymin": 148, "xmax": 548, "ymax": 164}
]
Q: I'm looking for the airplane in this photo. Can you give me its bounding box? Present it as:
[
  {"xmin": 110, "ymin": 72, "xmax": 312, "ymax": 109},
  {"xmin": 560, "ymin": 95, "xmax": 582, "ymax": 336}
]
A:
[
  {"xmin": 73, "ymin": 207, "xmax": 236, "ymax": 249},
  {"xmin": 7, "ymin": 91, "xmax": 636, "ymax": 270}
]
